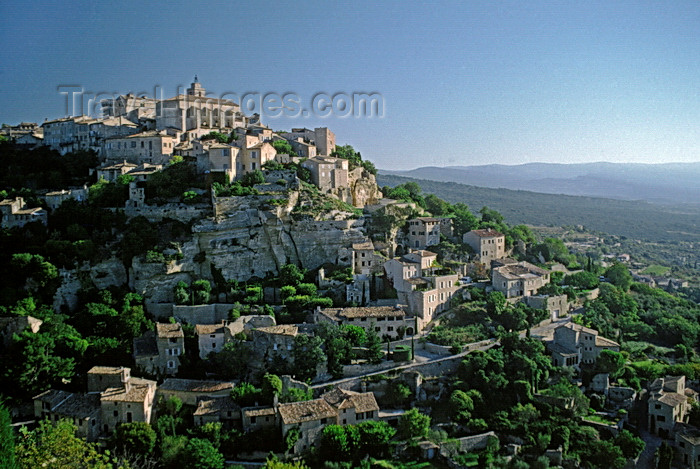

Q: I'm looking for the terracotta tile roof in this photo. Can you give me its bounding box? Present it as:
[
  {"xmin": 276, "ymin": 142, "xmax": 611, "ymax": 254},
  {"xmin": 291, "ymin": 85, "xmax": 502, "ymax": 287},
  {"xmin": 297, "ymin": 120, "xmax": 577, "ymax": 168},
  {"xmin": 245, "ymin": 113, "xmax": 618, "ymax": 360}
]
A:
[
  {"xmin": 278, "ymin": 398, "xmax": 336, "ymax": 425},
  {"xmin": 320, "ymin": 306, "xmax": 406, "ymax": 320},
  {"xmin": 88, "ymin": 366, "xmax": 128, "ymax": 375},
  {"xmin": 243, "ymin": 406, "xmax": 276, "ymax": 418},
  {"xmin": 352, "ymin": 241, "xmax": 374, "ymax": 251},
  {"xmin": 322, "ymin": 388, "xmax": 379, "ymax": 413},
  {"xmin": 495, "ymin": 262, "xmax": 549, "ymax": 280},
  {"xmin": 156, "ymin": 322, "xmax": 184, "ymax": 339},
  {"xmin": 595, "ymin": 336, "xmax": 620, "ymax": 347},
  {"xmin": 468, "ymin": 228, "xmax": 504, "ymax": 238},
  {"xmin": 414, "ymin": 217, "xmax": 439, "ymax": 223},
  {"xmin": 34, "ymin": 390, "xmax": 100, "ymax": 418},
  {"xmin": 101, "ymin": 379, "xmax": 155, "ymax": 403},
  {"xmin": 559, "ymin": 323, "xmax": 599, "ymax": 336},
  {"xmin": 675, "ymin": 423, "xmax": 700, "ymax": 445},
  {"xmin": 193, "ymin": 396, "xmax": 239, "ymax": 416},
  {"xmin": 254, "ymin": 325, "xmax": 298, "ymax": 336},
  {"xmin": 657, "ymin": 392, "xmax": 687, "ymax": 408},
  {"xmin": 159, "ymin": 378, "xmax": 233, "ymax": 393},
  {"xmin": 195, "ymin": 324, "xmax": 225, "ymax": 336}
]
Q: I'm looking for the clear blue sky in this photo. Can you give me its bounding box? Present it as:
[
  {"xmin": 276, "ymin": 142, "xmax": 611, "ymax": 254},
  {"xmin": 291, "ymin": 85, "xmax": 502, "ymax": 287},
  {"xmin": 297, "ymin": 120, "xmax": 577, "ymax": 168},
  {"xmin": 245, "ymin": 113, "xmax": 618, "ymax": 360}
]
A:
[{"xmin": 1, "ymin": 0, "xmax": 699, "ymax": 169}]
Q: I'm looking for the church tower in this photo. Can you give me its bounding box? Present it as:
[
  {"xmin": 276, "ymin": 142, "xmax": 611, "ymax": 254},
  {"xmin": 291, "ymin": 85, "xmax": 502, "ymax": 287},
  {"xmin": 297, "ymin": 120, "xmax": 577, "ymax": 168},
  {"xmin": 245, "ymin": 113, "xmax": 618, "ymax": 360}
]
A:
[{"xmin": 187, "ymin": 75, "xmax": 206, "ymax": 97}]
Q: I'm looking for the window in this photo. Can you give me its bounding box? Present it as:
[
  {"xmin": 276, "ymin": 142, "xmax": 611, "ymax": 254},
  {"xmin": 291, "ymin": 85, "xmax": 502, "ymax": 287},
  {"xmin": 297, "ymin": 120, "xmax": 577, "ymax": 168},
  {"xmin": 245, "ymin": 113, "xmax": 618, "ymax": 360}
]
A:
[
  {"xmin": 250, "ymin": 417, "xmax": 257, "ymax": 424},
  {"xmin": 167, "ymin": 360, "xmax": 175, "ymax": 368},
  {"xmin": 113, "ymin": 410, "xmax": 118, "ymax": 417}
]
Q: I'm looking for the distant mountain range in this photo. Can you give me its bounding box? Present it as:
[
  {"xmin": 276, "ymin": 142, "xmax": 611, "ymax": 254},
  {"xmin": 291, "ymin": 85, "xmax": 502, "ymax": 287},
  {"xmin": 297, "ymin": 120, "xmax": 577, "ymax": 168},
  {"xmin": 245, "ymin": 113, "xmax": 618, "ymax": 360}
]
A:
[{"xmin": 380, "ymin": 162, "xmax": 700, "ymax": 205}]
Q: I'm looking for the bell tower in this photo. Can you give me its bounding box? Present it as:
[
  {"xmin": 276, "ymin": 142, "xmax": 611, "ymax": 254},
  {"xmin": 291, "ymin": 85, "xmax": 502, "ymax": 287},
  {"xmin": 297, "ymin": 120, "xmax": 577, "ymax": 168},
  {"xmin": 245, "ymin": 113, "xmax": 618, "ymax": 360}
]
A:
[{"xmin": 187, "ymin": 75, "xmax": 206, "ymax": 97}]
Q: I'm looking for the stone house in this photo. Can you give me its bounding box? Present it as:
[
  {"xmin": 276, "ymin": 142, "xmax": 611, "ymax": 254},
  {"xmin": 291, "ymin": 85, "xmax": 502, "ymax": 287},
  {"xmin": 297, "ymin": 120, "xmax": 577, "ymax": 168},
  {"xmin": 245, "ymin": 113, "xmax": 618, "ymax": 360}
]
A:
[
  {"xmin": 99, "ymin": 376, "xmax": 157, "ymax": 434},
  {"xmin": 278, "ymin": 398, "xmax": 338, "ymax": 454},
  {"xmin": 87, "ymin": 366, "xmax": 131, "ymax": 393},
  {"xmin": 42, "ymin": 187, "xmax": 88, "ymax": 210},
  {"xmin": 133, "ymin": 322, "xmax": 185, "ymax": 376},
  {"xmin": 158, "ymin": 378, "xmax": 233, "ymax": 406},
  {"xmin": 33, "ymin": 390, "xmax": 101, "ymax": 441},
  {"xmin": 281, "ymin": 127, "xmax": 336, "ymax": 156},
  {"xmin": 648, "ymin": 376, "xmax": 696, "ymax": 437},
  {"xmin": 103, "ymin": 131, "xmax": 175, "ymax": 165},
  {"xmin": 195, "ymin": 323, "xmax": 228, "ymax": 359},
  {"xmin": 0, "ymin": 197, "xmax": 48, "ymax": 228},
  {"xmin": 249, "ymin": 325, "xmax": 298, "ymax": 364},
  {"xmin": 42, "ymin": 115, "xmax": 139, "ymax": 155},
  {"xmin": 195, "ymin": 141, "xmax": 240, "ymax": 183},
  {"xmin": 463, "ymin": 229, "xmax": 506, "ymax": 265},
  {"xmin": 384, "ymin": 250, "xmax": 459, "ymax": 329},
  {"xmin": 96, "ymin": 161, "xmax": 138, "ymax": 182},
  {"xmin": 320, "ymin": 387, "xmax": 379, "ymax": 425},
  {"xmin": 315, "ymin": 305, "xmax": 415, "ymax": 339},
  {"xmin": 352, "ymin": 241, "xmax": 382, "ymax": 275},
  {"xmin": 193, "ymin": 396, "xmax": 240, "ymax": 428},
  {"xmin": 407, "ymin": 217, "xmax": 441, "ymax": 249},
  {"xmin": 674, "ymin": 423, "xmax": 700, "ymax": 468},
  {"xmin": 523, "ymin": 294, "xmax": 569, "ymax": 321},
  {"xmin": 301, "ymin": 156, "xmax": 349, "ymax": 193},
  {"xmin": 491, "ymin": 261, "xmax": 550, "ymax": 298},
  {"xmin": 242, "ymin": 406, "xmax": 278, "ymax": 432},
  {"xmin": 195, "ymin": 315, "xmax": 278, "ymax": 359},
  {"xmin": 547, "ymin": 323, "xmax": 619, "ymax": 369},
  {"xmin": 288, "ymin": 137, "xmax": 317, "ymax": 158}
]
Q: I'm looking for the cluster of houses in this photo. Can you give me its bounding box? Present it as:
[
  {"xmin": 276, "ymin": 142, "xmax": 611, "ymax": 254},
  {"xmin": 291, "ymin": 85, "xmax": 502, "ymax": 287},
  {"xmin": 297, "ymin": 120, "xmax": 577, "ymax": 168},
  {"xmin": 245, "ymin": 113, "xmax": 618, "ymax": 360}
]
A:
[{"xmin": 33, "ymin": 362, "xmax": 380, "ymax": 455}]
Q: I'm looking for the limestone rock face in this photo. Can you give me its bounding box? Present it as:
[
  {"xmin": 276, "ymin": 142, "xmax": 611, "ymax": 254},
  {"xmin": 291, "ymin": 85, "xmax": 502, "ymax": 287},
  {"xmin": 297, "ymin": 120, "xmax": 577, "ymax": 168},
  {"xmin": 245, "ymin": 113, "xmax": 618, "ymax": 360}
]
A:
[
  {"xmin": 53, "ymin": 269, "xmax": 82, "ymax": 312},
  {"xmin": 196, "ymin": 208, "xmax": 367, "ymax": 281},
  {"xmin": 349, "ymin": 168, "xmax": 382, "ymax": 208},
  {"xmin": 90, "ymin": 258, "xmax": 127, "ymax": 290}
]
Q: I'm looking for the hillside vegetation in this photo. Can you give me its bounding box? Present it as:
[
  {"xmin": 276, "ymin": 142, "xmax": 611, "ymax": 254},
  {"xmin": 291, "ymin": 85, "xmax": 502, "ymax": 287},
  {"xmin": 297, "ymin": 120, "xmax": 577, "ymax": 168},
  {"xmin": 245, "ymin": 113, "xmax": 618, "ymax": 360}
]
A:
[{"xmin": 377, "ymin": 174, "xmax": 700, "ymax": 244}]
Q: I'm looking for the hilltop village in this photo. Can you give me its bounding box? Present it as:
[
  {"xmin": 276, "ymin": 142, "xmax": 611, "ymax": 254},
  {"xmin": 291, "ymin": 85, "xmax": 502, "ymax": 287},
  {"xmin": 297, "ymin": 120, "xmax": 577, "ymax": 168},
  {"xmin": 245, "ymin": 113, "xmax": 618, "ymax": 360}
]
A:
[{"xmin": 1, "ymin": 80, "xmax": 700, "ymax": 469}]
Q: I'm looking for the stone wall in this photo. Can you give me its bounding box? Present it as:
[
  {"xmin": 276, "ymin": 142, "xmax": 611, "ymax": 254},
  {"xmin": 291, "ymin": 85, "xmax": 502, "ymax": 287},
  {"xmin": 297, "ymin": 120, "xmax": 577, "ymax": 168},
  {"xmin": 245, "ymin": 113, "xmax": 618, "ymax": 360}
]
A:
[
  {"xmin": 125, "ymin": 203, "xmax": 211, "ymax": 223},
  {"xmin": 146, "ymin": 303, "xmax": 234, "ymax": 323}
]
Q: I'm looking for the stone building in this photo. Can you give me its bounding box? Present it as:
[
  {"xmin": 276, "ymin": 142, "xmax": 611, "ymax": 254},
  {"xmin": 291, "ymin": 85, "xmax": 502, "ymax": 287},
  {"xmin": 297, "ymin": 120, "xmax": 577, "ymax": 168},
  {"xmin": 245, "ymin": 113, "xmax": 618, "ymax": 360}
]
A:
[
  {"xmin": 547, "ymin": 323, "xmax": 619, "ymax": 369},
  {"xmin": 133, "ymin": 322, "xmax": 185, "ymax": 376},
  {"xmin": 193, "ymin": 396, "xmax": 240, "ymax": 428},
  {"xmin": 42, "ymin": 187, "xmax": 88, "ymax": 210},
  {"xmin": 463, "ymin": 229, "xmax": 505, "ymax": 265},
  {"xmin": 648, "ymin": 376, "xmax": 696, "ymax": 437},
  {"xmin": 384, "ymin": 250, "xmax": 459, "ymax": 329},
  {"xmin": 0, "ymin": 197, "xmax": 48, "ymax": 228},
  {"xmin": 250, "ymin": 325, "xmax": 298, "ymax": 365},
  {"xmin": 491, "ymin": 261, "xmax": 550, "ymax": 298},
  {"xmin": 99, "ymin": 376, "xmax": 157, "ymax": 434},
  {"xmin": 278, "ymin": 398, "xmax": 338, "ymax": 454},
  {"xmin": 674, "ymin": 423, "xmax": 700, "ymax": 468},
  {"xmin": 352, "ymin": 241, "xmax": 381, "ymax": 275},
  {"xmin": 407, "ymin": 217, "xmax": 441, "ymax": 249},
  {"xmin": 301, "ymin": 156, "xmax": 349, "ymax": 193},
  {"xmin": 103, "ymin": 131, "xmax": 175, "ymax": 165},
  {"xmin": 158, "ymin": 378, "xmax": 233, "ymax": 406},
  {"xmin": 281, "ymin": 127, "xmax": 336, "ymax": 156},
  {"xmin": 33, "ymin": 390, "xmax": 101, "ymax": 441},
  {"xmin": 154, "ymin": 78, "xmax": 246, "ymax": 140},
  {"xmin": 42, "ymin": 116, "xmax": 139, "ymax": 155},
  {"xmin": 523, "ymin": 294, "xmax": 569, "ymax": 321},
  {"xmin": 315, "ymin": 305, "xmax": 414, "ymax": 339},
  {"xmin": 320, "ymin": 387, "xmax": 379, "ymax": 426}
]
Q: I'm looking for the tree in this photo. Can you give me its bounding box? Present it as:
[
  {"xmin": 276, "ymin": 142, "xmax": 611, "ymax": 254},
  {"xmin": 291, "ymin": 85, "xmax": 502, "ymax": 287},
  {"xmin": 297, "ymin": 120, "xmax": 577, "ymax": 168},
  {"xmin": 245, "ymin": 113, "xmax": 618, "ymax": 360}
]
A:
[
  {"xmin": 656, "ymin": 442, "xmax": 673, "ymax": 469},
  {"xmin": 261, "ymin": 373, "xmax": 283, "ymax": 402},
  {"xmin": 606, "ymin": 263, "xmax": 633, "ymax": 291},
  {"xmin": 280, "ymin": 263, "xmax": 304, "ymax": 286},
  {"xmin": 449, "ymin": 389, "xmax": 474, "ymax": 422},
  {"xmin": 0, "ymin": 402, "xmax": 16, "ymax": 469},
  {"xmin": 356, "ymin": 420, "xmax": 396, "ymax": 457},
  {"xmin": 182, "ymin": 438, "xmax": 224, "ymax": 469},
  {"xmin": 614, "ymin": 430, "xmax": 645, "ymax": 460},
  {"xmin": 15, "ymin": 419, "xmax": 117, "ymax": 469},
  {"xmin": 397, "ymin": 408, "xmax": 430, "ymax": 440},
  {"xmin": 192, "ymin": 279, "xmax": 212, "ymax": 304},
  {"xmin": 113, "ymin": 421, "xmax": 156, "ymax": 456},
  {"xmin": 595, "ymin": 350, "xmax": 626, "ymax": 378},
  {"xmin": 241, "ymin": 170, "xmax": 265, "ymax": 187},
  {"xmin": 292, "ymin": 334, "xmax": 325, "ymax": 382},
  {"xmin": 231, "ymin": 382, "xmax": 263, "ymax": 407},
  {"xmin": 365, "ymin": 324, "xmax": 383, "ymax": 364},
  {"xmin": 264, "ymin": 457, "xmax": 310, "ymax": 469},
  {"xmin": 272, "ymin": 140, "xmax": 293, "ymax": 155},
  {"xmin": 319, "ymin": 425, "xmax": 358, "ymax": 461}
]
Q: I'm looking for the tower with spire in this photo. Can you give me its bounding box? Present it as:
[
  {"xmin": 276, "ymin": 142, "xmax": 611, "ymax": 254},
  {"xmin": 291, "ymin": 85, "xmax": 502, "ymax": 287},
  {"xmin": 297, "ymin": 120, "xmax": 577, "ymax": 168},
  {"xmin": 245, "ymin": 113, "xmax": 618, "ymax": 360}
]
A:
[{"xmin": 187, "ymin": 75, "xmax": 206, "ymax": 97}]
